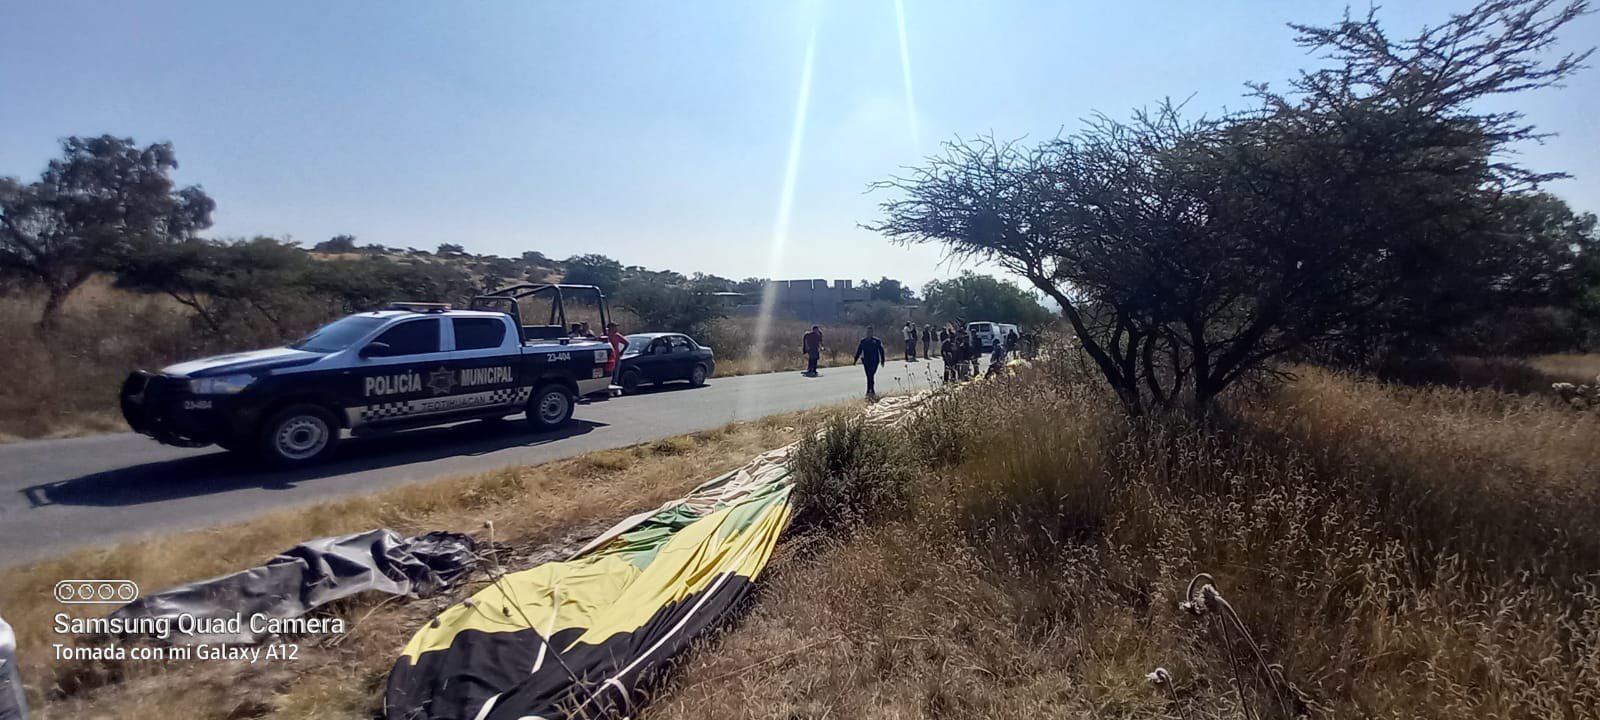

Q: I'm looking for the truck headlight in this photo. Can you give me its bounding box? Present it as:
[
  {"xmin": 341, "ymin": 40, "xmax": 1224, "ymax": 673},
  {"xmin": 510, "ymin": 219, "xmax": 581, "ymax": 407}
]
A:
[{"xmin": 189, "ymin": 373, "xmax": 256, "ymax": 395}]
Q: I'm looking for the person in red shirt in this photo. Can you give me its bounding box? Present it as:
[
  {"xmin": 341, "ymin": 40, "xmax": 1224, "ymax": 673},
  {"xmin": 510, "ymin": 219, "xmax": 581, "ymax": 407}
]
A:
[{"xmin": 605, "ymin": 322, "xmax": 630, "ymax": 382}]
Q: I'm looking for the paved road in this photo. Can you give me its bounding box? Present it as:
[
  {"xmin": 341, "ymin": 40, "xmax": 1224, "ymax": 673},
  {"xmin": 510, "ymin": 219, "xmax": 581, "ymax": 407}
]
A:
[{"xmin": 0, "ymin": 360, "xmax": 943, "ymax": 565}]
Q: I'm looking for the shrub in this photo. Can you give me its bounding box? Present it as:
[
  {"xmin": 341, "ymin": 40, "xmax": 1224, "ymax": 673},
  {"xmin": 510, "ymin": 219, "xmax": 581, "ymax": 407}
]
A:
[
  {"xmin": 898, "ymin": 391, "xmax": 971, "ymax": 469},
  {"xmin": 790, "ymin": 412, "xmax": 913, "ymax": 530}
]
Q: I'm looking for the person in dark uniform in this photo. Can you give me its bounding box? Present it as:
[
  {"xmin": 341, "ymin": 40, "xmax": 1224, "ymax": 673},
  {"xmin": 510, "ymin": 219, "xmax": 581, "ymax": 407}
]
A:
[
  {"xmin": 955, "ymin": 334, "xmax": 972, "ymax": 380},
  {"xmin": 921, "ymin": 325, "xmax": 932, "ymax": 359},
  {"xmin": 987, "ymin": 335, "xmax": 1010, "ymax": 377},
  {"xmin": 939, "ymin": 330, "xmax": 957, "ymax": 382},
  {"xmin": 801, "ymin": 325, "xmax": 824, "ymax": 376},
  {"xmin": 853, "ymin": 326, "xmax": 887, "ymax": 398}
]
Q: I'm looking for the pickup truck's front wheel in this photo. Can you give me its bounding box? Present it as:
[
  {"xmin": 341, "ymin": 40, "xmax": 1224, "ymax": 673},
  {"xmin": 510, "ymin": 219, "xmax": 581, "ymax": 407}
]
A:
[
  {"xmin": 258, "ymin": 404, "xmax": 340, "ymax": 466},
  {"xmin": 528, "ymin": 384, "xmax": 575, "ymax": 431}
]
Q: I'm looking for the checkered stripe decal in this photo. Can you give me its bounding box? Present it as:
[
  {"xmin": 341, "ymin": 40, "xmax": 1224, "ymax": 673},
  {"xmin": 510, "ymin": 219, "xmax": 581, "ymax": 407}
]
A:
[
  {"xmin": 348, "ymin": 385, "xmax": 535, "ymax": 426},
  {"xmin": 359, "ymin": 400, "xmax": 415, "ymax": 422}
]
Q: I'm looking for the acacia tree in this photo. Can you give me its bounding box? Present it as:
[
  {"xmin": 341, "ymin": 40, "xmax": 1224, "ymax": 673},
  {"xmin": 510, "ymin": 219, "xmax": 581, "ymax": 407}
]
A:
[
  {"xmin": 0, "ymin": 136, "xmax": 214, "ymax": 329},
  {"xmin": 615, "ymin": 275, "xmax": 726, "ymax": 334},
  {"xmin": 868, "ymin": 0, "xmax": 1591, "ymax": 415},
  {"xmin": 922, "ymin": 271, "xmax": 1053, "ymax": 328},
  {"xmin": 312, "ymin": 234, "xmax": 358, "ymax": 253},
  {"xmin": 562, "ymin": 253, "xmax": 625, "ymax": 294},
  {"xmin": 118, "ymin": 237, "xmax": 313, "ymax": 335},
  {"xmin": 862, "ymin": 277, "xmax": 916, "ymax": 303}
]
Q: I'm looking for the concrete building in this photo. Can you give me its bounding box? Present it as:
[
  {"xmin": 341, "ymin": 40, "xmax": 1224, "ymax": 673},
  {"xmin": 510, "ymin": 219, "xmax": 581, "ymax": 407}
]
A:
[{"xmin": 731, "ymin": 279, "xmax": 871, "ymax": 323}]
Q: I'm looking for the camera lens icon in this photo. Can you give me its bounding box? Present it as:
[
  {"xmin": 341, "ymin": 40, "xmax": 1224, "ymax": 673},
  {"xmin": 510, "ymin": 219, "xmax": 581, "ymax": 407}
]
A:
[{"xmin": 55, "ymin": 579, "xmax": 138, "ymax": 604}]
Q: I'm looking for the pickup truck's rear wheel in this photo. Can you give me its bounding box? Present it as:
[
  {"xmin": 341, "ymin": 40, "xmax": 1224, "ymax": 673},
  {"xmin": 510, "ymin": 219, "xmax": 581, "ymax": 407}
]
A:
[
  {"xmin": 258, "ymin": 404, "xmax": 339, "ymax": 466},
  {"xmin": 528, "ymin": 384, "xmax": 575, "ymax": 431}
]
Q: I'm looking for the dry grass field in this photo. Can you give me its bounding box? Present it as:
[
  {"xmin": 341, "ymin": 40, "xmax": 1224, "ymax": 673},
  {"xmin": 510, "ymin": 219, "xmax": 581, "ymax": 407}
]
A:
[{"xmin": 647, "ymin": 360, "xmax": 1600, "ymax": 719}]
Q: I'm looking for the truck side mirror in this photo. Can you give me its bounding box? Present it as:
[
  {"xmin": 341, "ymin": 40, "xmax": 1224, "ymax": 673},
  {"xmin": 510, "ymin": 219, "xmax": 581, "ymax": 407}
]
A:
[{"xmin": 359, "ymin": 342, "xmax": 390, "ymax": 358}]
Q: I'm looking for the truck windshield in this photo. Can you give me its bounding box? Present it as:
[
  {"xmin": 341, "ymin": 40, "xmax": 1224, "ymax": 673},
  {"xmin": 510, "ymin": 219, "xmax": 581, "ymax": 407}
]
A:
[{"xmin": 290, "ymin": 315, "xmax": 387, "ymax": 353}]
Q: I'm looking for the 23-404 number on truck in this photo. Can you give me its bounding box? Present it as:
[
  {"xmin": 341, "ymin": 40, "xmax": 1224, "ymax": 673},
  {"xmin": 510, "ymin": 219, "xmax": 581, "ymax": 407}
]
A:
[{"xmin": 119, "ymin": 284, "xmax": 616, "ymax": 467}]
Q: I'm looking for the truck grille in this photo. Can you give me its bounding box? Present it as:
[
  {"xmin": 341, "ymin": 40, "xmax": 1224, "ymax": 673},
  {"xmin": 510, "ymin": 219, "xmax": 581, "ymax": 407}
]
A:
[{"xmin": 119, "ymin": 372, "xmax": 186, "ymax": 436}]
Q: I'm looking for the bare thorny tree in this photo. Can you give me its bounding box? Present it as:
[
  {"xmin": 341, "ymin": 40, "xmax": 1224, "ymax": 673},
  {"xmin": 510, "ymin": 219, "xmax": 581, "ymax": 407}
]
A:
[{"xmin": 867, "ymin": 0, "xmax": 1593, "ymax": 416}]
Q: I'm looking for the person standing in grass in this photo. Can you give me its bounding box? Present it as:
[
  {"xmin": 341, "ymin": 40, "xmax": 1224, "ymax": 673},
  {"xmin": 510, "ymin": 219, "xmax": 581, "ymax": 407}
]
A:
[
  {"xmin": 801, "ymin": 325, "xmax": 824, "ymax": 377},
  {"xmin": 853, "ymin": 326, "xmax": 886, "ymax": 398}
]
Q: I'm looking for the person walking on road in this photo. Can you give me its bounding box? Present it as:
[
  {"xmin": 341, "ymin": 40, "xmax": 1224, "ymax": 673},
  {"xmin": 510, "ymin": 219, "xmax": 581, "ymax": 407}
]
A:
[
  {"xmin": 921, "ymin": 325, "xmax": 932, "ymax": 359},
  {"xmin": 854, "ymin": 326, "xmax": 887, "ymax": 398},
  {"xmin": 801, "ymin": 325, "xmax": 824, "ymax": 376},
  {"xmin": 901, "ymin": 322, "xmax": 917, "ymax": 362}
]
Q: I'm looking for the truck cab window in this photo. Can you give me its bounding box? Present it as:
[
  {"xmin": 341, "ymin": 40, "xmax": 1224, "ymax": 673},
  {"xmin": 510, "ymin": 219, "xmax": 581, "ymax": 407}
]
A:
[
  {"xmin": 452, "ymin": 318, "xmax": 506, "ymax": 351},
  {"xmin": 367, "ymin": 319, "xmax": 441, "ymax": 357}
]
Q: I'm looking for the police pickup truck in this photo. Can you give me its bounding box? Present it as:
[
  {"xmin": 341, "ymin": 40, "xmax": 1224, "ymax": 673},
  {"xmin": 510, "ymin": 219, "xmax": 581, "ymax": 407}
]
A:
[{"xmin": 120, "ymin": 284, "xmax": 616, "ymax": 467}]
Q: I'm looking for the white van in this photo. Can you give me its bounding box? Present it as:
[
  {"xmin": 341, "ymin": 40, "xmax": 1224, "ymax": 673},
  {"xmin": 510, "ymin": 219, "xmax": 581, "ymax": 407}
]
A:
[{"xmin": 966, "ymin": 321, "xmax": 1019, "ymax": 351}]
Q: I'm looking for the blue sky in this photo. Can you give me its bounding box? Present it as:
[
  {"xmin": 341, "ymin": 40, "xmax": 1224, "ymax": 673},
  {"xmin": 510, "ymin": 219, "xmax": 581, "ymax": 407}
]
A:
[{"xmin": 2, "ymin": 1, "xmax": 1596, "ymax": 291}]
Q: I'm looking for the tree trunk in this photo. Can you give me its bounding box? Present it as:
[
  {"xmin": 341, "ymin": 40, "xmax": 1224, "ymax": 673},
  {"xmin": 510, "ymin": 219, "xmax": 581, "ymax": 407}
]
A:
[
  {"xmin": 249, "ymin": 299, "xmax": 288, "ymax": 336},
  {"xmin": 1191, "ymin": 377, "xmax": 1220, "ymax": 421},
  {"xmin": 35, "ymin": 277, "xmax": 85, "ymax": 334}
]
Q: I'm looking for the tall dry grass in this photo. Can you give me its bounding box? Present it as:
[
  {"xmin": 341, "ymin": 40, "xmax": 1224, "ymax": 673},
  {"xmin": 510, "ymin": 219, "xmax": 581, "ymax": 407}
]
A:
[
  {"xmin": 0, "ymin": 281, "xmax": 268, "ymax": 441},
  {"xmin": 701, "ymin": 316, "xmax": 884, "ymax": 377},
  {"xmin": 650, "ymin": 358, "xmax": 1600, "ymax": 719}
]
